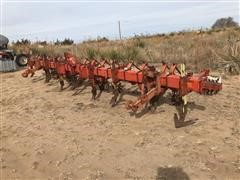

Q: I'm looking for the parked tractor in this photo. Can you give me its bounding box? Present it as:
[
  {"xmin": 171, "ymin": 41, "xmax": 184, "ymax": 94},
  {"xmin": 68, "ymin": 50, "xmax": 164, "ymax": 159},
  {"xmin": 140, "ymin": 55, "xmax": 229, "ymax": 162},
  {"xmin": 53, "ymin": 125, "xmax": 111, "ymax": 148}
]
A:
[{"xmin": 0, "ymin": 34, "xmax": 28, "ymax": 68}]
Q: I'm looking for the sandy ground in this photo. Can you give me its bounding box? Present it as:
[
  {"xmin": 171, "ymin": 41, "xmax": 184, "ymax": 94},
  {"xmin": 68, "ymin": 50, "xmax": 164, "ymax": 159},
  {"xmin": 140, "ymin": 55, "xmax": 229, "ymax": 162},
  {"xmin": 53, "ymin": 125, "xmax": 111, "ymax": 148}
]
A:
[{"xmin": 0, "ymin": 70, "xmax": 240, "ymax": 180}]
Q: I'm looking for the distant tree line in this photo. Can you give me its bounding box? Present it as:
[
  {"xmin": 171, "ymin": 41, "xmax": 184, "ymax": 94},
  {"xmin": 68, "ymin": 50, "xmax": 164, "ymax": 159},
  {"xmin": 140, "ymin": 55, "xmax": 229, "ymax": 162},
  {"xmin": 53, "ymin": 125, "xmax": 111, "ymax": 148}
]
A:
[
  {"xmin": 54, "ymin": 38, "xmax": 74, "ymax": 45},
  {"xmin": 13, "ymin": 39, "xmax": 31, "ymax": 46},
  {"xmin": 12, "ymin": 38, "xmax": 75, "ymax": 46}
]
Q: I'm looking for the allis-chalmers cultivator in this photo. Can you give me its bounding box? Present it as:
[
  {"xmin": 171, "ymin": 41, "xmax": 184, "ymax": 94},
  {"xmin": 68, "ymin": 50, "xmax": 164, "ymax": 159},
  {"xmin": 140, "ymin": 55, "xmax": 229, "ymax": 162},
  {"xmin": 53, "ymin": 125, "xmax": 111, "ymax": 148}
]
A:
[{"xmin": 22, "ymin": 52, "xmax": 222, "ymax": 127}]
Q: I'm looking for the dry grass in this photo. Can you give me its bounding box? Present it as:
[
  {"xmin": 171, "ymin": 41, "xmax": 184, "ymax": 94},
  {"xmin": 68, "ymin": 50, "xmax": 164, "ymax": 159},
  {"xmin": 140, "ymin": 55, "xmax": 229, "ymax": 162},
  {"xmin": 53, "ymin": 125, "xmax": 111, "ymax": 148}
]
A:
[{"xmin": 11, "ymin": 27, "xmax": 240, "ymax": 72}]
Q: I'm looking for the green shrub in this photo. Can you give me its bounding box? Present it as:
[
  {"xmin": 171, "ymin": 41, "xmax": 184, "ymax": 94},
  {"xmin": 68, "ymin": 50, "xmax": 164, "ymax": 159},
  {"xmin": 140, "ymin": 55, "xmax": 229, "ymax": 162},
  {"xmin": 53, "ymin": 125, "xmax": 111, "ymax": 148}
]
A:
[
  {"xmin": 106, "ymin": 49, "xmax": 124, "ymax": 61},
  {"xmin": 124, "ymin": 46, "xmax": 139, "ymax": 61},
  {"xmin": 86, "ymin": 48, "xmax": 96, "ymax": 59}
]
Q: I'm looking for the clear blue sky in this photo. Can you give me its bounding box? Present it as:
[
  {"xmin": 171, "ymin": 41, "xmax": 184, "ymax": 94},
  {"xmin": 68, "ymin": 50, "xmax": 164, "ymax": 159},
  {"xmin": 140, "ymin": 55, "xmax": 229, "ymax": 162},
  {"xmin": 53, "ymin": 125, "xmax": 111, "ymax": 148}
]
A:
[{"xmin": 2, "ymin": 0, "xmax": 239, "ymax": 42}]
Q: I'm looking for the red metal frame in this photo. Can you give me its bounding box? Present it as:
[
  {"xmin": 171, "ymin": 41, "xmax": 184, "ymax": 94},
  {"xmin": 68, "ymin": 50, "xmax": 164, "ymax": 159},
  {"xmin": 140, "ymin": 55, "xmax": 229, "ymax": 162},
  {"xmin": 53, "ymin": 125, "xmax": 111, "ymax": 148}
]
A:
[{"xmin": 22, "ymin": 52, "xmax": 222, "ymax": 116}]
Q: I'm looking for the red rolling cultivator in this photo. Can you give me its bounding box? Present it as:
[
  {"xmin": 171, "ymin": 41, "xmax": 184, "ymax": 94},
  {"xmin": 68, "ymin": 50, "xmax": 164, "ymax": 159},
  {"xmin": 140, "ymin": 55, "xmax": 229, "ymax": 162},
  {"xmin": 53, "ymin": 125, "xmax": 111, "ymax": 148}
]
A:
[{"xmin": 22, "ymin": 52, "xmax": 222, "ymax": 127}]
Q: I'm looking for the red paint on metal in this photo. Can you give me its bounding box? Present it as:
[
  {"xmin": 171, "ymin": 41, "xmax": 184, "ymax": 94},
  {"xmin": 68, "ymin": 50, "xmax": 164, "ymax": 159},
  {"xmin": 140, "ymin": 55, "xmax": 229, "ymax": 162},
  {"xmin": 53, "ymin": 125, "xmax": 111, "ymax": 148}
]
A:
[{"xmin": 22, "ymin": 53, "xmax": 222, "ymax": 113}]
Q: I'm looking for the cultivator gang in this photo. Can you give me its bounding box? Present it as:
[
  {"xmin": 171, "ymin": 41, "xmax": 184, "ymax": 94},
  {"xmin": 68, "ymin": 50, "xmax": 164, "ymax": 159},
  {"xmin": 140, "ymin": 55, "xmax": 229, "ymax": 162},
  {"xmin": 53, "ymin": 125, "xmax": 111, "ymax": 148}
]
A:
[{"xmin": 22, "ymin": 52, "xmax": 222, "ymax": 127}]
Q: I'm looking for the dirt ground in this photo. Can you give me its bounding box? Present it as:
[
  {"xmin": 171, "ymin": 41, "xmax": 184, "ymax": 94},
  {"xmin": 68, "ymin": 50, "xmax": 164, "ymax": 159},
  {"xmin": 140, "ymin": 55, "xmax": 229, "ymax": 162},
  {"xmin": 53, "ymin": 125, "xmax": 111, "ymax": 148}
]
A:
[{"xmin": 1, "ymin": 70, "xmax": 240, "ymax": 180}]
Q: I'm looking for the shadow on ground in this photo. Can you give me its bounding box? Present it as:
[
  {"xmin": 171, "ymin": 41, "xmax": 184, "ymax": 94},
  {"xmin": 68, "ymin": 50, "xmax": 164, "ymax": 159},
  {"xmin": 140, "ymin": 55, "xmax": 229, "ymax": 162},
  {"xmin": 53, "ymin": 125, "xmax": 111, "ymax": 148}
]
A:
[{"xmin": 156, "ymin": 167, "xmax": 190, "ymax": 180}]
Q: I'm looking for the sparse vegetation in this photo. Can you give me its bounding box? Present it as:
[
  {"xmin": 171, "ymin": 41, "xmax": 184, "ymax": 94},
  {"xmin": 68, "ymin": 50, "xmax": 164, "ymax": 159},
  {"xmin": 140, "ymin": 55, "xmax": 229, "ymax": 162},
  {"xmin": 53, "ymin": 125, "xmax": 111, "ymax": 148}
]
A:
[
  {"xmin": 86, "ymin": 48, "xmax": 96, "ymax": 59},
  {"xmin": 11, "ymin": 26, "xmax": 240, "ymax": 73},
  {"xmin": 214, "ymin": 34, "xmax": 240, "ymax": 75},
  {"xmin": 83, "ymin": 36, "xmax": 109, "ymax": 44},
  {"xmin": 106, "ymin": 49, "xmax": 124, "ymax": 61},
  {"xmin": 133, "ymin": 37, "xmax": 146, "ymax": 48}
]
